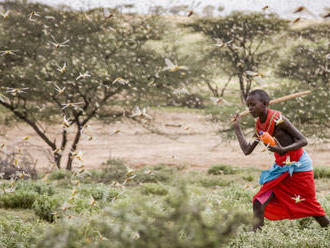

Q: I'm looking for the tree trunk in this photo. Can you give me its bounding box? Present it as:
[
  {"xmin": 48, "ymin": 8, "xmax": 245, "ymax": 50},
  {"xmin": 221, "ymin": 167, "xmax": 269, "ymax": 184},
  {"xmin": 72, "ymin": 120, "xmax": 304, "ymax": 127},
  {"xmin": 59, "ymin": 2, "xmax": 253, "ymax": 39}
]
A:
[
  {"xmin": 66, "ymin": 127, "xmax": 82, "ymax": 170},
  {"xmin": 238, "ymin": 75, "xmax": 247, "ymax": 103},
  {"xmin": 53, "ymin": 152, "xmax": 62, "ymax": 169},
  {"xmin": 220, "ymin": 76, "xmax": 232, "ymax": 97},
  {"xmin": 206, "ymin": 81, "xmax": 219, "ymax": 97},
  {"xmin": 52, "ymin": 129, "xmax": 68, "ymax": 169}
]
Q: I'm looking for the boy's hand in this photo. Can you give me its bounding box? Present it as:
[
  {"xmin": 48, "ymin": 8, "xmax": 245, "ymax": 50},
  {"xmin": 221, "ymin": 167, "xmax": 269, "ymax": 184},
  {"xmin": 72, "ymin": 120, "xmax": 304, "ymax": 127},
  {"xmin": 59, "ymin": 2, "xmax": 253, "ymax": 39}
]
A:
[
  {"xmin": 231, "ymin": 113, "xmax": 240, "ymax": 128},
  {"xmin": 267, "ymin": 137, "xmax": 286, "ymax": 155}
]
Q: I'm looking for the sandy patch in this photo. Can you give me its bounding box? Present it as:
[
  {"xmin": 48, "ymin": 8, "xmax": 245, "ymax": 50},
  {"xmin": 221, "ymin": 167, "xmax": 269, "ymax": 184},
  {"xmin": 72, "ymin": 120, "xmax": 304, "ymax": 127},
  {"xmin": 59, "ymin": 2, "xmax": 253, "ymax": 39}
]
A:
[{"xmin": 1, "ymin": 110, "xmax": 329, "ymax": 171}]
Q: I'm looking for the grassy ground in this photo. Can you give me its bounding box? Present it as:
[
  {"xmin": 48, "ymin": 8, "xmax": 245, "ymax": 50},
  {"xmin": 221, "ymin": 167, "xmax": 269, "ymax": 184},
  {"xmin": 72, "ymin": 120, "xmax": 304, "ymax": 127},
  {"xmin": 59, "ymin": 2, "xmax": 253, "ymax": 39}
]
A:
[{"xmin": 0, "ymin": 161, "xmax": 329, "ymax": 247}]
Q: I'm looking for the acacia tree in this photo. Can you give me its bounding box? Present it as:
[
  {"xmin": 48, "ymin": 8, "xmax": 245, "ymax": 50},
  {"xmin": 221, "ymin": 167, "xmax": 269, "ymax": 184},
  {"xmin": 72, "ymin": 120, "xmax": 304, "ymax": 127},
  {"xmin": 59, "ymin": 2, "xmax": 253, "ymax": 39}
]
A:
[
  {"xmin": 0, "ymin": 1, "xmax": 167, "ymax": 170},
  {"xmin": 183, "ymin": 12, "xmax": 288, "ymax": 102},
  {"xmin": 275, "ymin": 23, "xmax": 330, "ymax": 132}
]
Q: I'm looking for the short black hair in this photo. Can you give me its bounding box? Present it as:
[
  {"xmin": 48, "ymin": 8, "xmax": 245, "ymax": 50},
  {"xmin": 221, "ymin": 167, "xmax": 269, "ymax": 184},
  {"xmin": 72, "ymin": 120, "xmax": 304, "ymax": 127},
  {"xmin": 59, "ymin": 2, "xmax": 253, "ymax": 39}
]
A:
[{"xmin": 248, "ymin": 89, "xmax": 270, "ymax": 105}]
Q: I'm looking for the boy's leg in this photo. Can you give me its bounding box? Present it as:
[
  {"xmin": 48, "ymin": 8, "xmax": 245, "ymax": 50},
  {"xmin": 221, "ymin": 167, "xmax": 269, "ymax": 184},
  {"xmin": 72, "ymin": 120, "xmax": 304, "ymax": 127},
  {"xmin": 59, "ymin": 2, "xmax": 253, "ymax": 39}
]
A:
[
  {"xmin": 313, "ymin": 216, "xmax": 330, "ymax": 227},
  {"xmin": 253, "ymin": 192, "xmax": 275, "ymax": 231}
]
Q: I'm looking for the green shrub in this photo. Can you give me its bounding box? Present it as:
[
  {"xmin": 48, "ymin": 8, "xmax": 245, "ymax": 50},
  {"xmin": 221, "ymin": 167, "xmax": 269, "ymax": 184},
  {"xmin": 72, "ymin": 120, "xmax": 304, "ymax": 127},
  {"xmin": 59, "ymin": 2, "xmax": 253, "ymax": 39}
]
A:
[
  {"xmin": 0, "ymin": 214, "xmax": 42, "ymax": 248},
  {"xmin": 242, "ymin": 175, "xmax": 254, "ymax": 182},
  {"xmin": 313, "ymin": 166, "xmax": 330, "ymax": 179},
  {"xmin": 197, "ymin": 176, "xmax": 231, "ymax": 188},
  {"xmin": 97, "ymin": 159, "xmax": 128, "ymax": 183},
  {"xmin": 79, "ymin": 184, "xmax": 120, "ymax": 201},
  {"xmin": 0, "ymin": 180, "xmax": 54, "ymax": 209},
  {"xmin": 37, "ymin": 184, "xmax": 249, "ymax": 248},
  {"xmin": 208, "ymin": 165, "xmax": 236, "ymax": 175},
  {"xmin": 222, "ymin": 186, "xmax": 254, "ymax": 204},
  {"xmin": 135, "ymin": 164, "xmax": 177, "ymax": 184},
  {"xmin": 298, "ymin": 217, "xmax": 313, "ymax": 230},
  {"xmin": 80, "ymin": 184, "xmax": 107, "ymax": 200},
  {"xmin": 230, "ymin": 222, "xmax": 330, "ymax": 247},
  {"xmin": 48, "ymin": 169, "xmax": 72, "ymax": 180},
  {"xmin": 15, "ymin": 180, "xmax": 55, "ymax": 196},
  {"xmin": 36, "ymin": 222, "xmax": 91, "ymax": 248},
  {"xmin": 0, "ymin": 190, "xmax": 38, "ymax": 209},
  {"xmin": 141, "ymin": 183, "xmax": 169, "ymax": 195},
  {"xmin": 108, "ymin": 188, "xmax": 122, "ymax": 201},
  {"xmin": 33, "ymin": 195, "xmax": 61, "ymax": 222}
]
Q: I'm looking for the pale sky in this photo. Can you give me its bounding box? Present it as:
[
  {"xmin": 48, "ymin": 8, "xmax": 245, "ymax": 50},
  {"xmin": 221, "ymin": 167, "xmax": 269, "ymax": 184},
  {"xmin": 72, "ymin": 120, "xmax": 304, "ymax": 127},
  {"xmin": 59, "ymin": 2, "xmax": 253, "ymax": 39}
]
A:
[{"xmin": 12, "ymin": 0, "xmax": 330, "ymax": 19}]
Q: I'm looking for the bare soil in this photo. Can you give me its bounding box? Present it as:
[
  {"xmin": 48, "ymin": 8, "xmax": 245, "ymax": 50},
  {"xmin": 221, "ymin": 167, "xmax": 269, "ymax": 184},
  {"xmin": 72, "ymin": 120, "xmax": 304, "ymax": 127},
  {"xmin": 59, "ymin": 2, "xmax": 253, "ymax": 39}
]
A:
[{"xmin": 1, "ymin": 110, "xmax": 329, "ymax": 171}]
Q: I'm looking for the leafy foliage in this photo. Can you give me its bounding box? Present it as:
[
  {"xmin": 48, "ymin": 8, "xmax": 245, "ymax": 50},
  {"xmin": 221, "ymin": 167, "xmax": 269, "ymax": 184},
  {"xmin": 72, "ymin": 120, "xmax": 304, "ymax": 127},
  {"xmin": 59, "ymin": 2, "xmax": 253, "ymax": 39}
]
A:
[
  {"xmin": 208, "ymin": 164, "xmax": 236, "ymax": 175},
  {"xmin": 0, "ymin": 213, "xmax": 43, "ymax": 248},
  {"xmin": 141, "ymin": 183, "xmax": 169, "ymax": 195},
  {"xmin": 48, "ymin": 168, "xmax": 72, "ymax": 180},
  {"xmin": 314, "ymin": 166, "xmax": 330, "ymax": 179},
  {"xmin": 0, "ymin": 190, "xmax": 38, "ymax": 209},
  {"xmin": 0, "ymin": 1, "xmax": 170, "ymax": 169},
  {"xmin": 183, "ymin": 12, "xmax": 288, "ymax": 101},
  {"xmin": 275, "ymin": 23, "xmax": 330, "ymax": 134},
  {"xmin": 37, "ymin": 184, "xmax": 249, "ymax": 248},
  {"xmin": 0, "ymin": 164, "xmax": 328, "ymax": 247},
  {"xmin": 33, "ymin": 195, "xmax": 60, "ymax": 222},
  {"xmin": 288, "ymin": 23, "xmax": 330, "ymax": 42}
]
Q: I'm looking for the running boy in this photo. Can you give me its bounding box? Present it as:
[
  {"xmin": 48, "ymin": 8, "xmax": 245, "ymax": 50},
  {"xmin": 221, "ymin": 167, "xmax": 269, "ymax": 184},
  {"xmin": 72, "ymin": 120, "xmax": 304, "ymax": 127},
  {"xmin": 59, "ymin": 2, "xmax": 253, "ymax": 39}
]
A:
[{"xmin": 232, "ymin": 89, "xmax": 329, "ymax": 231}]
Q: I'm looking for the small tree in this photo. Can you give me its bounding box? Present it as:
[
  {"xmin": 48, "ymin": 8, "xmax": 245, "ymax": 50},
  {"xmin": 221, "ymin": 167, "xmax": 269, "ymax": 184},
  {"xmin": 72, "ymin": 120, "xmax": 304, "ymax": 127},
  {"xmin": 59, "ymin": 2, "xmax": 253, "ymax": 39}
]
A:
[{"xmin": 184, "ymin": 12, "xmax": 288, "ymax": 102}]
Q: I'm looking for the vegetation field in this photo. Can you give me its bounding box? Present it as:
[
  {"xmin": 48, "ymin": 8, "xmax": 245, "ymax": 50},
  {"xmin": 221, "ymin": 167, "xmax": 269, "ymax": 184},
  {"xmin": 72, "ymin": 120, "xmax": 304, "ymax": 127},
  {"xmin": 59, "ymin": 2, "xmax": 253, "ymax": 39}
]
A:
[
  {"xmin": 0, "ymin": 161, "xmax": 330, "ymax": 247},
  {"xmin": 0, "ymin": 0, "xmax": 329, "ymax": 247}
]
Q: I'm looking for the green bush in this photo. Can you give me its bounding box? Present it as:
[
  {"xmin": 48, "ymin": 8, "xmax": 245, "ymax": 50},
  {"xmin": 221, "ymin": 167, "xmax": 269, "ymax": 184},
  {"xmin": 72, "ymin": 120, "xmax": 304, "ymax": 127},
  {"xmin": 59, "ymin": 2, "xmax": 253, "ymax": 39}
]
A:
[
  {"xmin": 79, "ymin": 184, "xmax": 121, "ymax": 201},
  {"xmin": 208, "ymin": 165, "xmax": 236, "ymax": 175},
  {"xmin": 80, "ymin": 184, "xmax": 107, "ymax": 200},
  {"xmin": 242, "ymin": 175, "xmax": 254, "ymax": 182},
  {"xmin": 0, "ymin": 180, "xmax": 55, "ymax": 210},
  {"xmin": 229, "ymin": 222, "xmax": 330, "ymax": 247},
  {"xmin": 0, "ymin": 190, "xmax": 38, "ymax": 209},
  {"xmin": 298, "ymin": 217, "xmax": 313, "ymax": 230},
  {"xmin": 141, "ymin": 183, "xmax": 169, "ymax": 195},
  {"xmin": 33, "ymin": 195, "xmax": 61, "ymax": 222},
  {"xmin": 197, "ymin": 176, "xmax": 231, "ymax": 188},
  {"xmin": 222, "ymin": 186, "xmax": 254, "ymax": 204},
  {"xmin": 96, "ymin": 159, "xmax": 128, "ymax": 183},
  {"xmin": 313, "ymin": 166, "xmax": 330, "ymax": 179},
  {"xmin": 48, "ymin": 169, "xmax": 72, "ymax": 180},
  {"xmin": 0, "ymin": 214, "xmax": 42, "ymax": 248},
  {"xmin": 36, "ymin": 222, "xmax": 91, "ymax": 248},
  {"xmin": 135, "ymin": 165, "xmax": 177, "ymax": 184},
  {"xmin": 15, "ymin": 180, "xmax": 55, "ymax": 196},
  {"xmin": 36, "ymin": 184, "xmax": 249, "ymax": 248}
]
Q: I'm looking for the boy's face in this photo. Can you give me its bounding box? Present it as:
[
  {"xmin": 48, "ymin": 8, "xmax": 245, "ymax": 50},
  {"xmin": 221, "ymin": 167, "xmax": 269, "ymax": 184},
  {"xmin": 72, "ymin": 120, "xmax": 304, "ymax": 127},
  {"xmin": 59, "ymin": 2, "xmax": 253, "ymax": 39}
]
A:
[{"xmin": 246, "ymin": 95, "xmax": 267, "ymax": 118}]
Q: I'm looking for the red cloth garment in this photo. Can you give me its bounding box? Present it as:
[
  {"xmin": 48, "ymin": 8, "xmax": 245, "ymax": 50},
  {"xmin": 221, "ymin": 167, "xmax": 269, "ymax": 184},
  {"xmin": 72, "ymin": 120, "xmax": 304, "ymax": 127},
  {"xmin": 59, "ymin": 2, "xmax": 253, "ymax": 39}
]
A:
[
  {"xmin": 274, "ymin": 149, "xmax": 304, "ymax": 166},
  {"xmin": 255, "ymin": 108, "xmax": 280, "ymax": 136},
  {"xmin": 253, "ymin": 171, "xmax": 326, "ymax": 220},
  {"xmin": 256, "ymin": 190, "xmax": 273, "ymax": 205},
  {"xmin": 254, "ymin": 108, "xmax": 326, "ymax": 220},
  {"xmin": 255, "ymin": 108, "xmax": 303, "ymax": 165}
]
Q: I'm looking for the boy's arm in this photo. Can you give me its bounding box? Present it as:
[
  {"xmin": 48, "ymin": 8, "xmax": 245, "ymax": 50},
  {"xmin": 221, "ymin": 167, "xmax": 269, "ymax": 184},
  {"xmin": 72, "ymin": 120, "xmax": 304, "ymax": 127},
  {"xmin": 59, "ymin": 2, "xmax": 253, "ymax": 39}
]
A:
[
  {"xmin": 232, "ymin": 114, "xmax": 259, "ymax": 155},
  {"xmin": 268, "ymin": 116, "xmax": 308, "ymax": 155}
]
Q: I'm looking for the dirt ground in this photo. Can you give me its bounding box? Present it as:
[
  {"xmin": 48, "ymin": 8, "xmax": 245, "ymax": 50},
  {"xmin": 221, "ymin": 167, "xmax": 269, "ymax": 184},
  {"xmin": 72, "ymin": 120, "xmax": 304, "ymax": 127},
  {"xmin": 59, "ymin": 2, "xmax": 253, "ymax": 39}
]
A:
[{"xmin": 1, "ymin": 110, "xmax": 329, "ymax": 171}]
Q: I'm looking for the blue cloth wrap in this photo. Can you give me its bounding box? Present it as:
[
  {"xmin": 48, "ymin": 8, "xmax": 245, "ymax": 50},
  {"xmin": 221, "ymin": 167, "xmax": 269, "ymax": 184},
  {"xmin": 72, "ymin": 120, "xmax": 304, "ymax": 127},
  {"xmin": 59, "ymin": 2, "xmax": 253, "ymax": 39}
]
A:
[{"xmin": 259, "ymin": 152, "xmax": 313, "ymax": 185}]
